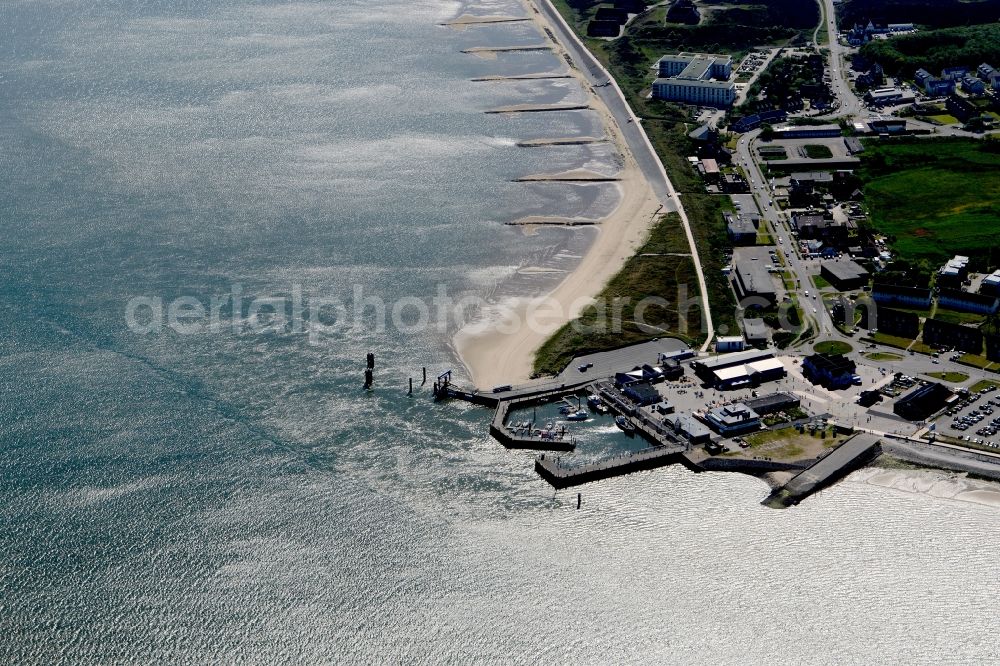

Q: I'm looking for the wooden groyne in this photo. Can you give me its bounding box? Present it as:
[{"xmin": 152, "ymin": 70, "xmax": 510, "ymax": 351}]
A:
[
  {"xmin": 485, "ymin": 103, "xmax": 590, "ymax": 114},
  {"xmin": 535, "ymin": 446, "xmax": 685, "ymax": 489}
]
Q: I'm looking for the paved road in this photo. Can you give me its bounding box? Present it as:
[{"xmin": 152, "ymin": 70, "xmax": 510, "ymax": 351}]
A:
[
  {"xmin": 818, "ymin": 0, "xmax": 863, "ymax": 120},
  {"xmin": 533, "ymin": 0, "xmax": 715, "ymax": 348}
]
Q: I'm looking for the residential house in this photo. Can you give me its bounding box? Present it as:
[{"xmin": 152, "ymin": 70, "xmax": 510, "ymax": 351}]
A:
[
  {"xmin": 937, "ymin": 288, "xmax": 1000, "ymax": 316},
  {"xmin": 922, "ymin": 318, "xmax": 984, "ymax": 353},
  {"xmin": 872, "ymin": 283, "xmax": 932, "ymax": 309}
]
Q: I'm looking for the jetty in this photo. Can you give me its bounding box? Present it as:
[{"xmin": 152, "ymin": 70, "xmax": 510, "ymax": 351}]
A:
[
  {"xmin": 489, "ymin": 389, "xmax": 581, "ymax": 452},
  {"xmin": 766, "ymin": 433, "xmax": 883, "ymax": 507},
  {"xmin": 535, "ymin": 445, "xmax": 685, "ymax": 488}
]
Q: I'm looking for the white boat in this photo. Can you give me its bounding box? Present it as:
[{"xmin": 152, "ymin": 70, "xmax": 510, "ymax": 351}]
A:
[{"xmin": 565, "ymin": 410, "xmax": 588, "ymax": 422}]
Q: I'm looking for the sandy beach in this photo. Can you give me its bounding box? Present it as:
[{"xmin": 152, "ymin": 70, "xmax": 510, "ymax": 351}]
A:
[{"xmin": 453, "ymin": 0, "xmax": 666, "ymax": 390}]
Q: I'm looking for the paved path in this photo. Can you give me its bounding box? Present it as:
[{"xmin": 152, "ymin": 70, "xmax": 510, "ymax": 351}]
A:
[{"xmin": 532, "ymin": 0, "xmax": 715, "ymax": 349}]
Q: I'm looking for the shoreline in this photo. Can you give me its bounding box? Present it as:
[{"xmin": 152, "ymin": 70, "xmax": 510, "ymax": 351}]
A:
[{"xmin": 453, "ymin": 0, "xmax": 666, "ymax": 390}]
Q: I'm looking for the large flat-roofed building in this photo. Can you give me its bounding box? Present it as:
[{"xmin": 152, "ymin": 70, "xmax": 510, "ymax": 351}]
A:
[
  {"xmin": 732, "ymin": 257, "xmax": 777, "ymax": 305},
  {"xmin": 691, "ymin": 349, "xmax": 772, "ymax": 382},
  {"xmin": 744, "ymin": 391, "xmax": 800, "ymax": 416},
  {"xmin": 653, "ymin": 53, "xmax": 735, "ymax": 107},
  {"xmin": 772, "ymin": 124, "xmax": 843, "ymax": 139},
  {"xmin": 692, "ymin": 350, "xmax": 784, "ymax": 389},
  {"xmin": 821, "ymin": 260, "xmax": 870, "ymax": 291}
]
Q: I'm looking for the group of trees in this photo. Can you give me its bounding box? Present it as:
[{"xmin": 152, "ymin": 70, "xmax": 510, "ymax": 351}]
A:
[
  {"xmin": 860, "ymin": 23, "xmax": 1000, "ymax": 78},
  {"xmin": 838, "ymin": 0, "xmax": 1000, "ymax": 29}
]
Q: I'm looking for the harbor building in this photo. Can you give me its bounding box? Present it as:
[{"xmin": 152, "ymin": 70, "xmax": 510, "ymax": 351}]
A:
[
  {"xmin": 704, "ymin": 402, "xmax": 762, "ymax": 436},
  {"xmin": 652, "ymin": 53, "xmax": 735, "ymax": 107}
]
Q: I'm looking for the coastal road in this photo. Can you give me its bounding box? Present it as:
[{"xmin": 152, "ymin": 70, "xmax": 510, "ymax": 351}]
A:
[
  {"xmin": 818, "ymin": 0, "xmax": 864, "ymax": 120},
  {"xmin": 531, "ymin": 0, "xmax": 716, "ymax": 348},
  {"xmin": 733, "ymin": 130, "xmax": 842, "ymax": 342}
]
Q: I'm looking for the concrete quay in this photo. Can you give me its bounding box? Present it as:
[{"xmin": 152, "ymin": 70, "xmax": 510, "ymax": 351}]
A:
[{"xmin": 535, "ymin": 445, "xmax": 686, "ymax": 489}]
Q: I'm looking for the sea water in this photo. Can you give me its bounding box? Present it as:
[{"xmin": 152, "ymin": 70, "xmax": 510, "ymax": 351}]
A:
[{"xmin": 1, "ymin": 0, "xmax": 998, "ymax": 662}]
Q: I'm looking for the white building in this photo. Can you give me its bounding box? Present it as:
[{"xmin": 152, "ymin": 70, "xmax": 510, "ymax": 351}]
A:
[{"xmin": 653, "ymin": 53, "xmax": 735, "ymax": 107}]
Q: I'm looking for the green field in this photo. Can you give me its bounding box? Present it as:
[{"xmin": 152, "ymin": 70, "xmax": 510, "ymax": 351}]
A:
[
  {"xmin": 859, "ymin": 138, "xmax": 1000, "ymax": 266},
  {"xmin": 813, "ymin": 340, "xmax": 852, "ymax": 355},
  {"xmin": 866, "ymin": 352, "xmax": 903, "ymax": 361},
  {"xmin": 803, "ymin": 144, "xmax": 833, "ymax": 159},
  {"xmin": 970, "ymin": 379, "xmax": 1000, "ymax": 392},
  {"xmin": 926, "ymin": 371, "xmax": 970, "ymax": 383}
]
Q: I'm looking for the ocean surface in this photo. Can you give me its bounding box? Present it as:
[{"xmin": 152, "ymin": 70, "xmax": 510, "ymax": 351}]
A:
[{"xmin": 1, "ymin": 0, "xmax": 998, "ymax": 662}]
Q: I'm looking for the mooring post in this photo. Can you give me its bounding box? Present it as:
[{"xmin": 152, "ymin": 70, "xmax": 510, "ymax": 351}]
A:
[
  {"xmin": 422, "ymin": 367, "xmax": 427, "ymax": 385},
  {"xmin": 577, "ymin": 493, "xmax": 581, "ymax": 510},
  {"xmin": 364, "ymin": 368, "xmax": 373, "ymax": 390},
  {"xmin": 409, "ymin": 378, "xmax": 413, "ymax": 395}
]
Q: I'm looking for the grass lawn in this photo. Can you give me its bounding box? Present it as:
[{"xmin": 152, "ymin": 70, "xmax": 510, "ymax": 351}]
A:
[
  {"xmin": 970, "ymin": 379, "xmax": 1000, "ymax": 392},
  {"xmin": 926, "ymin": 371, "xmax": 970, "ymax": 383},
  {"xmin": 870, "ymin": 332, "xmax": 915, "ymax": 349},
  {"xmin": 813, "ymin": 340, "xmax": 853, "ymax": 355},
  {"xmin": 932, "ymin": 308, "xmax": 985, "ymax": 326},
  {"xmin": 811, "ymin": 273, "xmax": 831, "ymax": 290},
  {"xmin": 803, "ymin": 144, "xmax": 833, "ymax": 159},
  {"xmin": 859, "ymin": 138, "xmax": 1000, "ymax": 266},
  {"xmin": 957, "ymin": 353, "xmax": 994, "ymax": 369},
  {"xmin": 741, "ymin": 426, "xmax": 843, "ymax": 462},
  {"xmin": 926, "ymin": 114, "xmax": 960, "ymax": 125},
  {"xmin": 866, "ymin": 352, "xmax": 903, "ymax": 361}
]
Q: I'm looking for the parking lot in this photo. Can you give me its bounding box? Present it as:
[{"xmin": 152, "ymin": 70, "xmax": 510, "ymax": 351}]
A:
[{"xmin": 938, "ymin": 384, "xmax": 1000, "ymax": 448}]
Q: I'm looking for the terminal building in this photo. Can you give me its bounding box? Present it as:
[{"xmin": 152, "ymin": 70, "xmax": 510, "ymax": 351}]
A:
[
  {"xmin": 704, "ymin": 402, "xmax": 762, "ymax": 436},
  {"xmin": 652, "ymin": 53, "xmax": 735, "ymax": 107}
]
